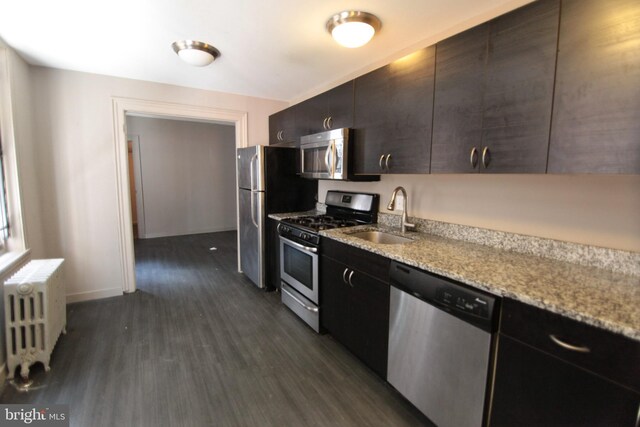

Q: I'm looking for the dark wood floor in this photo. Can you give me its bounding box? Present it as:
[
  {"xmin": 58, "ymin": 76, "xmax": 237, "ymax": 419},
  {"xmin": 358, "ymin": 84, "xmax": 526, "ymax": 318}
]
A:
[{"xmin": 1, "ymin": 231, "xmax": 431, "ymax": 426}]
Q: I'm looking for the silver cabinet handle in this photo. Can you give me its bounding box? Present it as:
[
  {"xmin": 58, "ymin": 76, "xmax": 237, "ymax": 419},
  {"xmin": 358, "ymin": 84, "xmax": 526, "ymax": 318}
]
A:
[
  {"xmin": 482, "ymin": 146, "xmax": 490, "ymax": 169},
  {"xmin": 323, "ymin": 117, "xmax": 328, "ymax": 130},
  {"xmin": 348, "ymin": 270, "xmax": 355, "ymax": 287},
  {"xmin": 280, "ymin": 237, "xmax": 317, "ymax": 253},
  {"xmin": 470, "ymin": 146, "xmax": 479, "ymax": 168},
  {"xmin": 282, "ymin": 286, "xmax": 319, "ymax": 313},
  {"xmin": 549, "ymin": 334, "xmax": 591, "ymax": 353},
  {"xmin": 379, "ymin": 153, "xmax": 392, "ymax": 172},
  {"xmin": 276, "ymin": 130, "xmax": 281, "ymax": 141},
  {"xmin": 342, "ymin": 268, "xmax": 349, "ymax": 284},
  {"xmin": 327, "ymin": 116, "xmax": 332, "ymax": 129}
]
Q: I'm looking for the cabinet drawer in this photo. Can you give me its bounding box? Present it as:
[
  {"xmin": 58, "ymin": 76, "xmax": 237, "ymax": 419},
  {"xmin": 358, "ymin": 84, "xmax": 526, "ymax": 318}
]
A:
[
  {"xmin": 322, "ymin": 237, "xmax": 390, "ymax": 282},
  {"xmin": 500, "ymin": 298, "xmax": 640, "ymax": 393}
]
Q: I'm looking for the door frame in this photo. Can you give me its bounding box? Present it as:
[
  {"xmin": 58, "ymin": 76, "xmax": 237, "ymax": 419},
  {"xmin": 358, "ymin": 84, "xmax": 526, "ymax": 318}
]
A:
[
  {"xmin": 112, "ymin": 97, "xmax": 248, "ymax": 293},
  {"xmin": 126, "ymin": 135, "xmax": 145, "ymax": 238}
]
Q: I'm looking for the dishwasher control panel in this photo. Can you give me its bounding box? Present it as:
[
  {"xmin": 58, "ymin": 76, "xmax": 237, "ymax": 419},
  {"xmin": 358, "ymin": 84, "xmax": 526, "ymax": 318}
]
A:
[
  {"xmin": 436, "ymin": 289, "xmax": 490, "ymax": 318},
  {"xmin": 390, "ymin": 261, "xmax": 499, "ymax": 332}
]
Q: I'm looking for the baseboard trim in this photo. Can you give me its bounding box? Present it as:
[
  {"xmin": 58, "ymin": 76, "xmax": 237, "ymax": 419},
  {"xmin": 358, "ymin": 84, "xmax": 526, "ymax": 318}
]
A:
[
  {"xmin": 141, "ymin": 227, "xmax": 236, "ymax": 239},
  {"xmin": 66, "ymin": 287, "xmax": 123, "ymax": 304}
]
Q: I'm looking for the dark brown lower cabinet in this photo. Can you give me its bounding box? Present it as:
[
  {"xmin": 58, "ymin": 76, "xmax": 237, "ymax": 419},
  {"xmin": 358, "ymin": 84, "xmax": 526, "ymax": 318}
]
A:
[
  {"xmin": 321, "ymin": 254, "xmax": 390, "ymax": 378},
  {"xmin": 492, "ymin": 298, "xmax": 640, "ymax": 426},
  {"xmin": 490, "ymin": 334, "xmax": 640, "ymax": 426}
]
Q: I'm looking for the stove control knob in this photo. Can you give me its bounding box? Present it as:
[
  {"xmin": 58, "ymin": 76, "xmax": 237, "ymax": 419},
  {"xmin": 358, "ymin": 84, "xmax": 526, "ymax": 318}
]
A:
[{"xmin": 301, "ymin": 233, "xmax": 309, "ymax": 240}]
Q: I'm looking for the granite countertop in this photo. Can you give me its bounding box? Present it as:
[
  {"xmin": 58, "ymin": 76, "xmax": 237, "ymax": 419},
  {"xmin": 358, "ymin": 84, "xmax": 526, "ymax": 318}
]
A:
[{"xmin": 320, "ymin": 224, "xmax": 640, "ymax": 342}]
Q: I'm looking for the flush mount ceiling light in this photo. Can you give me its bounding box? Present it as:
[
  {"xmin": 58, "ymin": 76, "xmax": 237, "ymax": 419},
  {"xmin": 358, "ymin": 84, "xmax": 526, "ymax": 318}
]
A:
[
  {"xmin": 326, "ymin": 11, "xmax": 382, "ymax": 48},
  {"xmin": 171, "ymin": 40, "xmax": 221, "ymax": 67}
]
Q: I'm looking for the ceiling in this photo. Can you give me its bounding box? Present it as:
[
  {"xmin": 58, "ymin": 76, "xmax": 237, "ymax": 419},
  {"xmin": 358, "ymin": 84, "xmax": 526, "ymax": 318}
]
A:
[{"xmin": 0, "ymin": 0, "xmax": 532, "ymax": 102}]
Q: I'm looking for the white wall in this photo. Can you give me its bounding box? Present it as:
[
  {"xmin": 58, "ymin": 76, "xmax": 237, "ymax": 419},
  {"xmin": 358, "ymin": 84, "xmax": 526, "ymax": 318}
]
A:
[
  {"xmin": 319, "ymin": 174, "xmax": 640, "ymax": 253},
  {"xmin": 126, "ymin": 116, "xmax": 237, "ymax": 238},
  {"xmin": 29, "ymin": 67, "xmax": 287, "ymax": 302}
]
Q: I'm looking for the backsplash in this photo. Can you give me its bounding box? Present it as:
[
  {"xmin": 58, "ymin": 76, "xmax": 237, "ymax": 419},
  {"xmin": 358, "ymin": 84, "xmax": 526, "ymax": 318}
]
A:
[
  {"xmin": 378, "ymin": 213, "xmax": 640, "ymax": 277},
  {"xmin": 317, "ymin": 175, "xmax": 640, "ymax": 253}
]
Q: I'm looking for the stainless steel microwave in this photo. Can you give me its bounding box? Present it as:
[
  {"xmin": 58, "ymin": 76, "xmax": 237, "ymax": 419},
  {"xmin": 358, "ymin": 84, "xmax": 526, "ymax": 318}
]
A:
[{"xmin": 299, "ymin": 128, "xmax": 379, "ymax": 181}]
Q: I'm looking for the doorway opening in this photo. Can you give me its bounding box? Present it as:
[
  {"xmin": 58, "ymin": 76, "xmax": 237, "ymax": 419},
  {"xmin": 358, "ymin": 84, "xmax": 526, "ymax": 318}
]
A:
[
  {"xmin": 126, "ymin": 116, "xmax": 236, "ymax": 240},
  {"xmin": 112, "ymin": 97, "xmax": 248, "ymax": 294}
]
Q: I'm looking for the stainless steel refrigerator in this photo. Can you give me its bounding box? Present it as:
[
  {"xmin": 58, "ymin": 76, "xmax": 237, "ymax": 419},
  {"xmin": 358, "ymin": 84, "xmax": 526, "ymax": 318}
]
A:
[{"xmin": 237, "ymin": 145, "xmax": 316, "ymax": 289}]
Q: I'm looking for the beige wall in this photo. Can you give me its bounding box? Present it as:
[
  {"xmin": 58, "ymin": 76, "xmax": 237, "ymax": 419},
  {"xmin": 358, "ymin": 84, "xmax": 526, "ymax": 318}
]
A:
[
  {"xmin": 127, "ymin": 116, "xmax": 237, "ymax": 238},
  {"xmin": 319, "ymin": 174, "xmax": 640, "ymax": 252},
  {"xmin": 29, "ymin": 67, "xmax": 287, "ymax": 302}
]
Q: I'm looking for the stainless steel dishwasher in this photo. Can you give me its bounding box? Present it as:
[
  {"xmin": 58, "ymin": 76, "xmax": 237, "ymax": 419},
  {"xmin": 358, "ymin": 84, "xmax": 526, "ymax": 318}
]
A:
[{"xmin": 387, "ymin": 261, "xmax": 499, "ymax": 427}]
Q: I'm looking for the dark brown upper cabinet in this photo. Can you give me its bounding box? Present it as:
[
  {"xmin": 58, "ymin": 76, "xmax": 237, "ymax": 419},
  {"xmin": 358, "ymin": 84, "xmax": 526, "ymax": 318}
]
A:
[
  {"xmin": 353, "ymin": 46, "xmax": 436, "ymax": 174},
  {"xmin": 269, "ymin": 106, "xmax": 302, "ymax": 145},
  {"xmin": 297, "ymin": 81, "xmax": 354, "ymax": 135},
  {"xmin": 431, "ymin": 24, "xmax": 488, "ymax": 173},
  {"xmin": 548, "ymin": 0, "xmax": 640, "ymax": 173},
  {"xmin": 431, "ymin": 0, "xmax": 560, "ymax": 173}
]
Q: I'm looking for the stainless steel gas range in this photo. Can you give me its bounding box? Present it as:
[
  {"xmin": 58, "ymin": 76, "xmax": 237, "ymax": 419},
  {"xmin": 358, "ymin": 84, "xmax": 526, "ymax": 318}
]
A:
[{"xmin": 277, "ymin": 191, "xmax": 379, "ymax": 332}]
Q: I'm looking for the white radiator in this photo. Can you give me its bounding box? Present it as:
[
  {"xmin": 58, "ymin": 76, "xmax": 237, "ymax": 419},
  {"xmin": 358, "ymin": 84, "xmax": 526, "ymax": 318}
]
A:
[{"xmin": 4, "ymin": 258, "xmax": 65, "ymax": 380}]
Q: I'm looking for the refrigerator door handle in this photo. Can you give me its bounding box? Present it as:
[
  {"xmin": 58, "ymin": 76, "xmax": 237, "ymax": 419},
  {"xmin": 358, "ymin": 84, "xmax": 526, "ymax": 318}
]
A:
[
  {"xmin": 250, "ymin": 191, "xmax": 259, "ymax": 228},
  {"xmin": 249, "ymin": 153, "xmax": 258, "ymax": 191}
]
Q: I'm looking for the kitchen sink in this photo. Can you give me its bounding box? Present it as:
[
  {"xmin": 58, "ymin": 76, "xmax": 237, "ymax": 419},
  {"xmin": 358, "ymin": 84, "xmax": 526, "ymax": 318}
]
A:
[{"xmin": 350, "ymin": 231, "xmax": 414, "ymax": 245}]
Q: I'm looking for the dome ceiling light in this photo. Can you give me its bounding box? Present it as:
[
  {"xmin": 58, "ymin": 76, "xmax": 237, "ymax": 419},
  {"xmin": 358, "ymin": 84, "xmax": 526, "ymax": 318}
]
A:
[
  {"xmin": 171, "ymin": 40, "xmax": 221, "ymax": 67},
  {"xmin": 326, "ymin": 11, "xmax": 382, "ymax": 48}
]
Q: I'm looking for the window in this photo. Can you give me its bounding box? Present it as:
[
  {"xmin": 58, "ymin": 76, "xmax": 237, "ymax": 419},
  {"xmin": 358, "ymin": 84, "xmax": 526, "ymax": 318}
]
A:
[{"xmin": 0, "ymin": 131, "xmax": 9, "ymax": 248}]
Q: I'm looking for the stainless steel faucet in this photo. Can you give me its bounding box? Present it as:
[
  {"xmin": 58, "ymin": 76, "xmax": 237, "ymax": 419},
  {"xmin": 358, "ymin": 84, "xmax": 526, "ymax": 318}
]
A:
[{"xmin": 387, "ymin": 186, "xmax": 415, "ymax": 233}]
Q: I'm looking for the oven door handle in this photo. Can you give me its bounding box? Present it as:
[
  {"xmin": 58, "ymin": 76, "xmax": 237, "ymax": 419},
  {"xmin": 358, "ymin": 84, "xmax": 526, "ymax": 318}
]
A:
[
  {"xmin": 280, "ymin": 237, "xmax": 318, "ymax": 253},
  {"xmin": 282, "ymin": 286, "xmax": 319, "ymax": 313}
]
